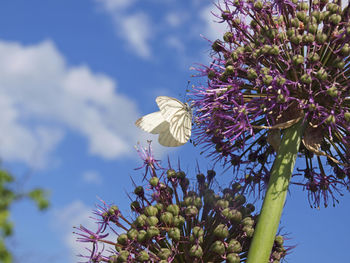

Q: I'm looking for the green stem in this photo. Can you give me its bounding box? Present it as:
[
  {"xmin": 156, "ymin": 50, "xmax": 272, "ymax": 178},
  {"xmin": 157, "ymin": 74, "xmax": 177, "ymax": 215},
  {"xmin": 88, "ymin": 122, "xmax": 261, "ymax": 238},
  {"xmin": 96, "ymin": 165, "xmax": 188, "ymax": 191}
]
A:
[{"xmin": 246, "ymin": 120, "xmax": 304, "ymax": 263}]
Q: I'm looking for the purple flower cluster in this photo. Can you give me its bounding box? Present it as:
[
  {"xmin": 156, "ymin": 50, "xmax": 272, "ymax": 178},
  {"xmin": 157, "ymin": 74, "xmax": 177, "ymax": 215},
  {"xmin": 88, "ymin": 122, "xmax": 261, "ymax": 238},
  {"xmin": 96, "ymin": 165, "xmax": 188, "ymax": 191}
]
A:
[
  {"xmin": 192, "ymin": 0, "xmax": 350, "ymax": 207},
  {"xmin": 74, "ymin": 143, "xmax": 290, "ymax": 262}
]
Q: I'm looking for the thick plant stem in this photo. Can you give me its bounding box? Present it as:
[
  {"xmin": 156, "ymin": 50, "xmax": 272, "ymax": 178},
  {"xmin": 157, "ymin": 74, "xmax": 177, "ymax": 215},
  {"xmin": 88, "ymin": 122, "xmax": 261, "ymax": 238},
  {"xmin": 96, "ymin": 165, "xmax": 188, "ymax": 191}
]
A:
[{"xmin": 246, "ymin": 121, "xmax": 304, "ymax": 263}]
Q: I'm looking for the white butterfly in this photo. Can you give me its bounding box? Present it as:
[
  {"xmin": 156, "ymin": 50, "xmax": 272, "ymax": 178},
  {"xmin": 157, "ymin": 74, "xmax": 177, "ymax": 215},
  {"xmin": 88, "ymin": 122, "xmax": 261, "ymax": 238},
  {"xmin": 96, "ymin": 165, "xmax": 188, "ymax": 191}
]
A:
[{"xmin": 135, "ymin": 96, "xmax": 192, "ymax": 147}]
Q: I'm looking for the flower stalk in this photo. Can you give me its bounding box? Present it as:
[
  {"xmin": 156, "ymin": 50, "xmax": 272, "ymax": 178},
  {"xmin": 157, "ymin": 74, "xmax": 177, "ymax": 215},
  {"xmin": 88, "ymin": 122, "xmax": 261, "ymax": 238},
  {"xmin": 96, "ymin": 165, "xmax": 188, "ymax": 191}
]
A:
[{"xmin": 247, "ymin": 120, "xmax": 304, "ymax": 263}]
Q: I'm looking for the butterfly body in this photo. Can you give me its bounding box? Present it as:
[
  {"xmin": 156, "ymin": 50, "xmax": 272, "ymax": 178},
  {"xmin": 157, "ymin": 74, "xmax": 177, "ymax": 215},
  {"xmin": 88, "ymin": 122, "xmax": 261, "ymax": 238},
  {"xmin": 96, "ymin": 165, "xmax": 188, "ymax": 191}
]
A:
[{"xmin": 135, "ymin": 96, "xmax": 192, "ymax": 147}]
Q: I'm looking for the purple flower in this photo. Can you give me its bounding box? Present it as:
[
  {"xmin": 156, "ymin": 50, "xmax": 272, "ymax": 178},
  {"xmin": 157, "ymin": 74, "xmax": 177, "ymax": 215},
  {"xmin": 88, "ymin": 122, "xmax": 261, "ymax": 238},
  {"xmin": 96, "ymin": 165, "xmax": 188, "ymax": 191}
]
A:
[{"xmin": 191, "ymin": 0, "xmax": 350, "ymax": 206}]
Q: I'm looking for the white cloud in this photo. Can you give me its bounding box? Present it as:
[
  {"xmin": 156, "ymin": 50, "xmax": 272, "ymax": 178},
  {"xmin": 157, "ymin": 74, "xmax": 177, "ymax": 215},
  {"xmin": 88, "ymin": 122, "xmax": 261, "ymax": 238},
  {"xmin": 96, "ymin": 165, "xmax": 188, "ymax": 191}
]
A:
[
  {"xmin": 82, "ymin": 170, "xmax": 102, "ymax": 184},
  {"xmin": 165, "ymin": 12, "xmax": 183, "ymax": 27},
  {"xmin": 94, "ymin": 0, "xmax": 153, "ymax": 58},
  {"xmin": 53, "ymin": 201, "xmax": 95, "ymax": 262},
  {"xmin": 0, "ymin": 39, "xmax": 144, "ymax": 167},
  {"xmin": 200, "ymin": 4, "xmax": 228, "ymax": 41}
]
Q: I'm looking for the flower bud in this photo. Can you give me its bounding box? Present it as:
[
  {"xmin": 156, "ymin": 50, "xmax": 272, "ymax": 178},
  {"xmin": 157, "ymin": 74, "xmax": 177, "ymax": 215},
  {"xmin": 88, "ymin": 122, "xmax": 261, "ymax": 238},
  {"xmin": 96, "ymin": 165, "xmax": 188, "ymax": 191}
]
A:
[
  {"xmin": 185, "ymin": 205, "xmax": 198, "ymax": 216},
  {"xmin": 149, "ymin": 176, "xmax": 159, "ymax": 187},
  {"xmin": 137, "ymin": 230, "xmax": 147, "ymax": 243},
  {"xmin": 316, "ymin": 68, "xmax": 328, "ymax": 80},
  {"xmin": 254, "ymin": 0, "xmax": 263, "ymax": 10},
  {"xmin": 242, "ymin": 216, "xmax": 254, "ymax": 227},
  {"xmin": 168, "ymin": 227, "xmax": 181, "ymax": 241},
  {"xmin": 296, "ymin": 12, "xmax": 307, "ymax": 22},
  {"xmin": 146, "ymin": 226, "xmax": 160, "ymax": 238},
  {"xmin": 227, "ymin": 239, "xmax": 242, "ymax": 253},
  {"xmin": 158, "ymin": 248, "xmax": 172, "ymax": 260},
  {"xmin": 275, "ymin": 235, "xmax": 284, "ymax": 246},
  {"xmin": 136, "ymin": 250, "xmax": 150, "ymax": 262},
  {"xmin": 117, "ymin": 251, "xmax": 130, "ymax": 262},
  {"xmin": 327, "ymin": 86, "xmax": 338, "ymax": 97},
  {"xmin": 136, "ymin": 214, "xmax": 147, "ymax": 227},
  {"xmin": 243, "ymin": 225, "xmax": 254, "ymax": 237},
  {"xmin": 291, "ymin": 17, "xmax": 300, "ymax": 28},
  {"xmin": 146, "ymin": 216, "xmax": 159, "ymax": 226},
  {"xmin": 189, "ymin": 245, "xmax": 203, "ymax": 257},
  {"xmin": 340, "ymin": 43, "xmax": 350, "ymax": 56},
  {"xmin": 308, "ymin": 23, "xmax": 318, "ymax": 34},
  {"xmin": 223, "ymin": 32, "xmax": 233, "ymax": 42},
  {"xmin": 325, "ymin": 114, "xmax": 336, "ymax": 124},
  {"xmin": 144, "ymin": 206, "xmax": 158, "ymax": 217},
  {"xmin": 134, "ymin": 186, "xmax": 144, "ymax": 197},
  {"xmin": 155, "ymin": 203, "xmax": 164, "ymax": 212},
  {"xmin": 344, "ymin": 112, "xmax": 350, "ymax": 122},
  {"xmin": 308, "ymin": 53, "xmax": 320, "ymax": 62},
  {"xmin": 117, "ymin": 234, "xmax": 128, "ymax": 245},
  {"xmin": 216, "ymin": 199, "xmax": 229, "ymax": 209},
  {"xmin": 247, "ymin": 68, "xmax": 258, "ymax": 80},
  {"xmin": 303, "ymin": 33, "xmax": 315, "ymax": 43},
  {"xmin": 166, "ymin": 204, "xmax": 180, "ymax": 216},
  {"xmin": 234, "ymin": 194, "xmax": 246, "ymax": 206},
  {"xmin": 212, "ymin": 40, "xmax": 224, "ymax": 52},
  {"xmin": 316, "ymin": 32, "xmax": 327, "ymax": 44},
  {"xmin": 167, "ymin": 169, "xmax": 177, "ymax": 179},
  {"xmin": 193, "ymin": 226, "xmax": 204, "ymax": 237},
  {"xmin": 292, "ymin": 54, "xmax": 304, "ymax": 65},
  {"xmin": 227, "ymin": 253, "xmax": 240, "ymax": 263},
  {"xmin": 301, "ymin": 74, "xmax": 312, "ymax": 84},
  {"xmin": 127, "ymin": 229, "xmax": 138, "ymax": 240},
  {"xmin": 210, "ymin": 240, "xmax": 226, "ymax": 255},
  {"xmin": 329, "ymin": 14, "xmax": 341, "ymax": 25},
  {"xmin": 214, "ymin": 224, "xmax": 229, "ymax": 239},
  {"xmin": 160, "ymin": 212, "xmax": 174, "ymax": 225},
  {"xmin": 263, "ymin": 75, "xmax": 273, "ymax": 85},
  {"xmin": 173, "ymin": 215, "xmax": 185, "ymax": 227}
]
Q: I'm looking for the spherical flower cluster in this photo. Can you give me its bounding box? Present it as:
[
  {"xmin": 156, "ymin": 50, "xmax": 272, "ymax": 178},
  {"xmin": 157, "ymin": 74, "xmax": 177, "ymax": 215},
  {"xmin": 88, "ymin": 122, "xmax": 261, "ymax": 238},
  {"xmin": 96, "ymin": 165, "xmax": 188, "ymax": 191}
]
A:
[
  {"xmin": 75, "ymin": 144, "xmax": 289, "ymax": 262},
  {"xmin": 192, "ymin": 0, "xmax": 350, "ymax": 207}
]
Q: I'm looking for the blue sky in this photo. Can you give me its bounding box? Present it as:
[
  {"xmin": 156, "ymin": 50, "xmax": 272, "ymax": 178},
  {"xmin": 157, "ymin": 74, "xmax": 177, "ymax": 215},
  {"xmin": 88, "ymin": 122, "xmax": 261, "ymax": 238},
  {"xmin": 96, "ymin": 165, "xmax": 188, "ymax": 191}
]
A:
[{"xmin": 0, "ymin": 0, "xmax": 349, "ymax": 262}]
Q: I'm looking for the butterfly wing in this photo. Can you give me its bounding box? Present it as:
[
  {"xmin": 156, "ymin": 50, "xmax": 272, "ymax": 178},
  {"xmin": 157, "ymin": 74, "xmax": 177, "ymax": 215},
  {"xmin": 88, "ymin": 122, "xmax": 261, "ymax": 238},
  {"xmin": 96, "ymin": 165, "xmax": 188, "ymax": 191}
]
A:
[
  {"xmin": 158, "ymin": 127, "xmax": 185, "ymax": 147},
  {"xmin": 156, "ymin": 96, "xmax": 192, "ymax": 144},
  {"xmin": 169, "ymin": 105, "xmax": 192, "ymax": 144},
  {"xmin": 135, "ymin": 111, "xmax": 168, "ymax": 134}
]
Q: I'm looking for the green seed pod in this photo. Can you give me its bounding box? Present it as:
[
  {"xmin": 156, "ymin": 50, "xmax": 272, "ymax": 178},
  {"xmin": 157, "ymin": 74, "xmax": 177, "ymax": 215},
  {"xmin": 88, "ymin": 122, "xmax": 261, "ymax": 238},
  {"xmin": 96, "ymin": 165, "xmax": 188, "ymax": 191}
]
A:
[
  {"xmin": 308, "ymin": 53, "xmax": 320, "ymax": 62},
  {"xmin": 275, "ymin": 235, "xmax": 284, "ymax": 246},
  {"xmin": 329, "ymin": 14, "xmax": 341, "ymax": 25},
  {"xmin": 234, "ymin": 194, "xmax": 246, "ymax": 206},
  {"xmin": 176, "ymin": 170, "xmax": 186, "ymax": 179},
  {"xmin": 149, "ymin": 176, "xmax": 159, "ymax": 187},
  {"xmin": 292, "ymin": 54, "xmax": 304, "ymax": 65},
  {"xmin": 212, "ymin": 40, "xmax": 224, "ymax": 52},
  {"xmin": 130, "ymin": 201, "xmax": 140, "ymax": 211},
  {"xmin": 193, "ymin": 226, "xmax": 204, "ymax": 237},
  {"xmin": 243, "ymin": 226, "xmax": 255, "ymax": 237},
  {"xmin": 137, "ymin": 230, "xmax": 147, "ymax": 243},
  {"xmin": 335, "ymin": 60, "xmax": 345, "ymax": 69},
  {"xmin": 160, "ymin": 212, "xmax": 174, "ymax": 225},
  {"xmin": 146, "ymin": 216, "xmax": 159, "ymax": 226},
  {"xmin": 340, "ymin": 43, "xmax": 350, "ymax": 56},
  {"xmin": 230, "ymin": 209, "xmax": 243, "ymax": 223},
  {"xmin": 276, "ymin": 76, "xmax": 286, "ymax": 86},
  {"xmin": 254, "ymin": 0, "xmax": 263, "ymax": 10},
  {"xmin": 227, "ymin": 239, "xmax": 242, "ymax": 253},
  {"xmin": 136, "ymin": 250, "xmax": 150, "ymax": 262},
  {"xmin": 168, "ymin": 227, "xmax": 181, "ymax": 241},
  {"xmin": 167, "ymin": 169, "xmax": 177, "ymax": 179},
  {"xmin": 327, "ymin": 86, "xmax": 338, "ymax": 97},
  {"xmin": 223, "ymin": 32, "xmax": 233, "ymax": 43},
  {"xmin": 263, "ymin": 75, "xmax": 273, "ymax": 85},
  {"xmin": 308, "ymin": 23, "xmax": 318, "ymax": 34},
  {"xmin": 291, "ymin": 34, "xmax": 302, "ymax": 44},
  {"xmin": 117, "ymin": 234, "xmax": 128, "ymax": 246},
  {"xmin": 127, "ymin": 229, "xmax": 138, "ymax": 240},
  {"xmin": 242, "ymin": 216, "xmax": 254, "ymax": 227},
  {"xmin": 144, "ymin": 206, "xmax": 158, "ymax": 217},
  {"xmin": 189, "ymin": 245, "xmax": 203, "ymax": 258},
  {"xmin": 301, "ymin": 74, "xmax": 312, "ymax": 84},
  {"xmin": 291, "ymin": 17, "xmax": 300, "ymax": 28},
  {"xmin": 316, "ymin": 32, "xmax": 327, "ymax": 44},
  {"xmin": 214, "ymin": 224, "xmax": 229, "ymax": 239},
  {"xmin": 316, "ymin": 68, "xmax": 328, "ymax": 80},
  {"xmin": 231, "ymin": 51, "xmax": 239, "ymax": 61},
  {"xmin": 134, "ymin": 186, "xmax": 144, "ymax": 196},
  {"xmin": 227, "ymin": 253, "xmax": 240, "ymax": 263},
  {"xmin": 311, "ymin": 10, "xmax": 321, "ymax": 22},
  {"xmin": 216, "ymin": 199, "xmax": 229, "ymax": 209},
  {"xmin": 221, "ymin": 10, "xmax": 231, "ymax": 20},
  {"xmin": 166, "ymin": 204, "xmax": 180, "ymax": 216},
  {"xmin": 207, "ymin": 70, "xmax": 216, "ymax": 80},
  {"xmin": 155, "ymin": 203, "xmax": 164, "ymax": 212},
  {"xmin": 269, "ymin": 45, "xmax": 279, "ymax": 55},
  {"xmin": 194, "ymin": 197, "xmax": 203, "ymax": 208},
  {"xmin": 146, "ymin": 226, "xmax": 160, "ymax": 238},
  {"xmin": 173, "ymin": 215, "xmax": 185, "ymax": 227},
  {"xmin": 247, "ymin": 68, "xmax": 258, "ymax": 80},
  {"xmin": 286, "ymin": 28, "xmax": 295, "ymax": 38},
  {"xmin": 325, "ymin": 115, "xmax": 336, "ymax": 124},
  {"xmin": 303, "ymin": 33, "xmax": 315, "ymax": 43},
  {"xmin": 117, "ymin": 251, "xmax": 130, "ymax": 263},
  {"xmin": 158, "ymin": 248, "xmax": 172, "ymax": 260},
  {"xmin": 261, "ymin": 44, "xmax": 271, "ymax": 54},
  {"xmin": 344, "ymin": 112, "xmax": 350, "ymax": 122},
  {"xmin": 245, "ymin": 203, "xmax": 255, "ymax": 214},
  {"xmin": 136, "ymin": 214, "xmax": 147, "ymax": 227},
  {"xmin": 225, "ymin": 65, "xmax": 234, "ymax": 76},
  {"xmin": 210, "ymin": 240, "xmax": 226, "ymax": 255},
  {"xmin": 185, "ymin": 205, "xmax": 198, "ymax": 216},
  {"xmin": 296, "ymin": 11, "xmax": 307, "ymax": 22}
]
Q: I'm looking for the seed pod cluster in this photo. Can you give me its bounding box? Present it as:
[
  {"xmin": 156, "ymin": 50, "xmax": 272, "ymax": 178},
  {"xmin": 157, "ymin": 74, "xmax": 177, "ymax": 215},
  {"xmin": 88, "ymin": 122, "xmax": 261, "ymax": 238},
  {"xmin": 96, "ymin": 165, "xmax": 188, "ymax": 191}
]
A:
[{"xmin": 110, "ymin": 169, "xmax": 288, "ymax": 262}]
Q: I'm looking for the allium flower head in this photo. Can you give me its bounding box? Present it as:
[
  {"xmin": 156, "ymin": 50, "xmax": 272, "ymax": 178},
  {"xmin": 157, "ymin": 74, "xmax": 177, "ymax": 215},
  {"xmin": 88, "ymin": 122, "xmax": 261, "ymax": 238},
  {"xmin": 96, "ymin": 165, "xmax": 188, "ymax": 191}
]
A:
[
  {"xmin": 192, "ymin": 0, "xmax": 350, "ymax": 207},
  {"xmin": 75, "ymin": 145, "xmax": 290, "ymax": 262}
]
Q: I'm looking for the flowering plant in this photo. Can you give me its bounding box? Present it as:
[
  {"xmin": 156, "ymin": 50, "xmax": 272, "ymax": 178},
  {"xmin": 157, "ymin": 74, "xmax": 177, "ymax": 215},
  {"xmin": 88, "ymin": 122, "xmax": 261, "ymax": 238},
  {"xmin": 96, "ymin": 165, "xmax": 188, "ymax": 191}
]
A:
[{"xmin": 75, "ymin": 144, "xmax": 289, "ymax": 262}]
